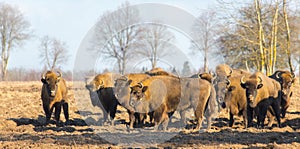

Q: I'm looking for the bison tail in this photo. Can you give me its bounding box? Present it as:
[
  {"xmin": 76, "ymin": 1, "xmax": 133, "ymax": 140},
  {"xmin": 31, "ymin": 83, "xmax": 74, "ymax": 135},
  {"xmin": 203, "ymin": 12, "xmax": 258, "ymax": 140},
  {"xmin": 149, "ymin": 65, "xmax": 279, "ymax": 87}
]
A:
[{"xmin": 205, "ymin": 85, "xmax": 219, "ymax": 118}]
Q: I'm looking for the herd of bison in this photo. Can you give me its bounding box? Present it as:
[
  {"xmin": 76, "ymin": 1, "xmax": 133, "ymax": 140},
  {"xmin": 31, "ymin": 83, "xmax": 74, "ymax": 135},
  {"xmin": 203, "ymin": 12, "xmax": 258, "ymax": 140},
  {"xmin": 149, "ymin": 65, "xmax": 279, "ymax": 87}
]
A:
[{"xmin": 0, "ymin": 64, "xmax": 300, "ymax": 148}]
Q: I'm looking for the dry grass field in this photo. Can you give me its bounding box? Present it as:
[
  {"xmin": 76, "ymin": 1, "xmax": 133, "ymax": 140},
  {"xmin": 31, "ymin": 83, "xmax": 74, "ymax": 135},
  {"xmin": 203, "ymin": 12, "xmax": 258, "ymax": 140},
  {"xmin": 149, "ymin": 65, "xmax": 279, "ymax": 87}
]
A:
[{"xmin": 0, "ymin": 80, "xmax": 299, "ymax": 148}]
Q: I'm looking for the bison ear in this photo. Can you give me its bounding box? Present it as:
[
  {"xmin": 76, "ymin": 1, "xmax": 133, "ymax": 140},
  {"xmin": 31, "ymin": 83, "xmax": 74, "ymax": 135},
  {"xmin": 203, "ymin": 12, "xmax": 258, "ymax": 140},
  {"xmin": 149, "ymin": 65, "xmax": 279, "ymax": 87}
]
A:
[
  {"xmin": 257, "ymin": 83, "xmax": 263, "ymax": 89},
  {"xmin": 41, "ymin": 78, "xmax": 47, "ymax": 84},
  {"xmin": 142, "ymin": 86, "xmax": 148, "ymax": 93},
  {"xmin": 228, "ymin": 86, "xmax": 236, "ymax": 92}
]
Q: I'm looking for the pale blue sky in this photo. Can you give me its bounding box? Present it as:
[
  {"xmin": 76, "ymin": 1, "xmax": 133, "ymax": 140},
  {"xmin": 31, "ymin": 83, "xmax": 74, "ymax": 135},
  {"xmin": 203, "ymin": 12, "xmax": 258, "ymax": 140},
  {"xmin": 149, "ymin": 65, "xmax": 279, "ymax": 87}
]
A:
[{"xmin": 1, "ymin": 0, "xmax": 217, "ymax": 71}]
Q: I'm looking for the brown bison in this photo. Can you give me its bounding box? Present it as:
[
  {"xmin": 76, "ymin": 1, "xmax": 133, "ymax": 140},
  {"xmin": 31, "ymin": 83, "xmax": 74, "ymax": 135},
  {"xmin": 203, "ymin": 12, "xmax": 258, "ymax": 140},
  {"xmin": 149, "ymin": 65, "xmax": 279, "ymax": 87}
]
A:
[
  {"xmin": 269, "ymin": 70, "xmax": 295, "ymax": 118},
  {"xmin": 214, "ymin": 64, "xmax": 250, "ymax": 107},
  {"xmin": 129, "ymin": 75, "xmax": 181, "ymax": 130},
  {"xmin": 240, "ymin": 72, "xmax": 282, "ymax": 128},
  {"xmin": 179, "ymin": 77, "xmax": 218, "ymax": 131},
  {"xmin": 41, "ymin": 71, "xmax": 69, "ymax": 126},
  {"xmin": 113, "ymin": 73, "xmax": 150, "ymax": 129},
  {"xmin": 223, "ymin": 76, "xmax": 248, "ymax": 127},
  {"xmin": 85, "ymin": 72, "xmax": 121, "ymax": 126}
]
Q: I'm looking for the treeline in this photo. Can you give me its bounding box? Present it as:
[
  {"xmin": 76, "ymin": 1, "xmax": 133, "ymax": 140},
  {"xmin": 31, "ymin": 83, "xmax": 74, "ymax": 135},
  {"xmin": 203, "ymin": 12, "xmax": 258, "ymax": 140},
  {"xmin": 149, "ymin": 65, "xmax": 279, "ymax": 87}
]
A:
[{"xmin": 2, "ymin": 68, "xmax": 74, "ymax": 81}]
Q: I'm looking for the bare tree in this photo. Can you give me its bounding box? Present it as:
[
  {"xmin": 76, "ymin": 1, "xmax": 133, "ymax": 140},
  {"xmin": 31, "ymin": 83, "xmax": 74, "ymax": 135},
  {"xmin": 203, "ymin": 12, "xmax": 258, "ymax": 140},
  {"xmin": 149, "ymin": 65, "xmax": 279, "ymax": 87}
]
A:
[
  {"xmin": 137, "ymin": 23, "xmax": 174, "ymax": 69},
  {"xmin": 0, "ymin": 3, "xmax": 31, "ymax": 81},
  {"xmin": 39, "ymin": 35, "xmax": 68, "ymax": 70},
  {"xmin": 217, "ymin": 0, "xmax": 300, "ymax": 75},
  {"xmin": 92, "ymin": 1, "xmax": 142, "ymax": 74},
  {"xmin": 191, "ymin": 10, "xmax": 219, "ymax": 73}
]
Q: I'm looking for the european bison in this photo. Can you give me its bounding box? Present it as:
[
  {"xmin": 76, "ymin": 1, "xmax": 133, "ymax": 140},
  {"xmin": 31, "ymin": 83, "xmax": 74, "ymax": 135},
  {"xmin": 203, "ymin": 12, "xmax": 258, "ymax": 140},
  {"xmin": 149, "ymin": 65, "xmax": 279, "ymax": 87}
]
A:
[
  {"xmin": 41, "ymin": 71, "xmax": 69, "ymax": 126},
  {"xmin": 269, "ymin": 70, "xmax": 295, "ymax": 118},
  {"xmin": 223, "ymin": 76, "xmax": 248, "ymax": 127},
  {"xmin": 129, "ymin": 75, "xmax": 181, "ymax": 130},
  {"xmin": 214, "ymin": 64, "xmax": 250, "ymax": 108},
  {"xmin": 240, "ymin": 72, "xmax": 282, "ymax": 128},
  {"xmin": 85, "ymin": 72, "xmax": 121, "ymax": 125},
  {"xmin": 179, "ymin": 77, "xmax": 217, "ymax": 131},
  {"xmin": 113, "ymin": 73, "xmax": 150, "ymax": 129}
]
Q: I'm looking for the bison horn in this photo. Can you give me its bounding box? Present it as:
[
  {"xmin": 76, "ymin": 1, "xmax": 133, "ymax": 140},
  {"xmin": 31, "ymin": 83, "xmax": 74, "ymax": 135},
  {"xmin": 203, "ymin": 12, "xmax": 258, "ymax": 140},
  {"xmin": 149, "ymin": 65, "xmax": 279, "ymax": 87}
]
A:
[
  {"xmin": 197, "ymin": 73, "xmax": 201, "ymax": 78},
  {"xmin": 226, "ymin": 79, "xmax": 231, "ymax": 86},
  {"xmin": 57, "ymin": 71, "xmax": 62, "ymax": 78},
  {"xmin": 291, "ymin": 72, "xmax": 295, "ymax": 79},
  {"xmin": 41, "ymin": 72, "xmax": 46, "ymax": 79},
  {"xmin": 240, "ymin": 76, "xmax": 246, "ymax": 84},
  {"xmin": 275, "ymin": 71, "xmax": 282, "ymax": 79},
  {"xmin": 228, "ymin": 68, "xmax": 233, "ymax": 77},
  {"xmin": 138, "ymin": 82, "xmax": 144, "ymax": 88},
  {"xmin": 258, "ymin": 76, "xmax": 263, "ymax": 84}
]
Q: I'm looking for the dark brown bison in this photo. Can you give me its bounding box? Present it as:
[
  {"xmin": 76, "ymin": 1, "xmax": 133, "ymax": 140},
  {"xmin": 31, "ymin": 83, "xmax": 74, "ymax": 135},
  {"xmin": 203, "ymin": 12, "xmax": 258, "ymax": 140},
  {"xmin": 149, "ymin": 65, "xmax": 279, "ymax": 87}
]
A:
[
  {"xmin": 41, "ymin": 71, "xmax": 69, "ymax": 126},
  {"xmin": 129, "ymin": 75, "xmax": 181, "ymax": 130},
  {"xmin": 214, "ymin": 64, "xmax": 250, "ymax": 107},
  {"xmin": 85, "ymin": 72, "xmax": 121, "ymax": 126},
  {"xmin": 240, "ymin": 72, "xmax": 282, "ymax": 128},
  {"xmin": 223, "ymin": 76, "xmax": 248, "ymax": 127},
  {"xmin": 113, "ymin": 73, "xmax": 150, "ymax": 129},
  {"xmin": 269, "ymin": 70, "xmax": 295, "ymax": 118}
]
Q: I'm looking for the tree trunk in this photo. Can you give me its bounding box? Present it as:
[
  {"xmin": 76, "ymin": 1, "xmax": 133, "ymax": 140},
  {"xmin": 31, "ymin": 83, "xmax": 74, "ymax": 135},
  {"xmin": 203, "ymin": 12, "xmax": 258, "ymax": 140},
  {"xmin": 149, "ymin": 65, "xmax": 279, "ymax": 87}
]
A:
[
  {"xmin": 2, "ymin": 59, "xmax": 8, "ymax": 81},
  {"xmin": 204, "ymin": 48, "xmax": 208, "ymax": 73},
  {"xmin": 255, "ymin": 0, "xmax": 266, "ymax": 73},
  {"xmin": 283, "ymin": 0, "xmax": 294, "ymax": 73}
]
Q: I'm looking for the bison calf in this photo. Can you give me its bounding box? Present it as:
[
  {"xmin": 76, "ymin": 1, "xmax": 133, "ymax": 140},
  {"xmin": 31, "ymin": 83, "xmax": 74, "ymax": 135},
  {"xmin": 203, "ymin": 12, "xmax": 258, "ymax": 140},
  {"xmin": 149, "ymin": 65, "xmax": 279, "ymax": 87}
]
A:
[{"xmin": 41, "ymin": 71, "xmax": 69, "ymax": 126}]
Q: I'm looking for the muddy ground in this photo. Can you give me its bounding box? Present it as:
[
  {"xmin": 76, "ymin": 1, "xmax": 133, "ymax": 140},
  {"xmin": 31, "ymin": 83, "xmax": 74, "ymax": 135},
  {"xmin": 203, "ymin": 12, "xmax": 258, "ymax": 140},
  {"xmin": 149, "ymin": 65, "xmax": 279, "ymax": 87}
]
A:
[{"xmin": 0, "ymin": 81, "xmax": 299, "ymax": 148}]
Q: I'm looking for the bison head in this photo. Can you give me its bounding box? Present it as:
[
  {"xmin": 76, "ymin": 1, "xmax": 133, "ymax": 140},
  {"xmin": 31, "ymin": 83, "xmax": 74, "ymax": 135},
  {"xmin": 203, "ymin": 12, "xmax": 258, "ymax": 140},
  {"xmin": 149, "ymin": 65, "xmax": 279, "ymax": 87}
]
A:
[
  {"xmin": 240, "ymin": 76, "xmax": 263, "ymax": 108},
  {"xmin": 114, "ymin": 76, "xmax": 132, "ymax": 102},
  {"xmin": 214, "ymin": 77, "xmax": 231, "ymax": 107},
  {"xmin": 278, "ymin": 72, "xmax": 295, "ymax": 95},
  {"xmin": 129, "ymin": 82, "xmax": 148, "ymax": 107},
  {"xmin": 223, "ymin": 85, "xmax": 236, "ymax": 108},
  {"xmin": 199, "ymin": 71, "xmax": 216, "ymax": 83},
  {"xmin": 41, "ymin": 71, "xmax": 62, "ymax": 97}
]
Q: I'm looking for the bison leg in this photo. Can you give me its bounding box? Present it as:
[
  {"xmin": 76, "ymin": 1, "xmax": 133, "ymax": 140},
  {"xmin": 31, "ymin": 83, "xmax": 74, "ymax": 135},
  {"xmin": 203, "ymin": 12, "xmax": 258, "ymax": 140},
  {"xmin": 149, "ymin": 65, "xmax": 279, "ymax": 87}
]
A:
[
  {"xmin": 109, "ymin": 104, "xmax": 118, "ymax": 126},
  {"xmin": 205, "ymin": 115, "xmax": 212, "ymax": 131},
  {"xmin": 257, "ymin": 106, "xmax": 268, "ymax": 129},
  {"xmin": 43, "ymin": 104, "xmax": 51, "ymax": 125},
  {"xmin": 54, "ymin": 102, "xmax": 62, "ymax": 126},
  {"xmin": 281, "ymin": 106, "xmax": 288, "ymax": 118},
  {"xmin": 62, "ymin": 101, "xmax": 69, "ymax": 124},
  {"xmin": 229, "ymin": 113, "xmax": 234, "ymax": 127},
  {"xmin": 271, "ymin": 101, "xmax": 281, "ymax": 128},
  {"xmin": 179, "ymin": 110, "xmax": 187, "ymax": 127},
  {"xmin": 162, "ymin": 112, "xmax": 169, "ymax": 131},
  {"xmin": 127, "ymin": 110, "xmax": 135, "ymax": 129},
  {"xmin": 242, "ymin": 109, "xmax": 248, "ymax": 128},
  {"xmin": 153, "ymin": 105, "xmax": 165, "ymax": 131},
  {"xmin": 247, "ymin": 106, "xmax": 254, "ymax": 127}
]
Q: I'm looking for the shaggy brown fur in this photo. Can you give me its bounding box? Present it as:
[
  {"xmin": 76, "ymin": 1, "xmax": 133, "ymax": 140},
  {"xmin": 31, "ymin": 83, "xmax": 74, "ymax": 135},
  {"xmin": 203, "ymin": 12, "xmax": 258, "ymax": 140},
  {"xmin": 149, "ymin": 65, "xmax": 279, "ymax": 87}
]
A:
[
  {"xmin": 41, "ymin": 71, "xmax": 68, "ymax": 126},
  {"xmin": 240, "ymin": 72, "xmax": 282, "ymax": 128}
]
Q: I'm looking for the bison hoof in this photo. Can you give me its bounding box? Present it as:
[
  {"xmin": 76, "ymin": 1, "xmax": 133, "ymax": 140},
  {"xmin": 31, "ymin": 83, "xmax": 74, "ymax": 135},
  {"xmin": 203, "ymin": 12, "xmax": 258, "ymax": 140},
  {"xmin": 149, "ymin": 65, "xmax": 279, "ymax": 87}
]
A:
[
  {"xmin": 56, "ymin": 121, "xmax": 64, "ymax": 127},
  {"xmin": 64, "ymin": 120, "xmax": 71, "ymax": 126}
]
